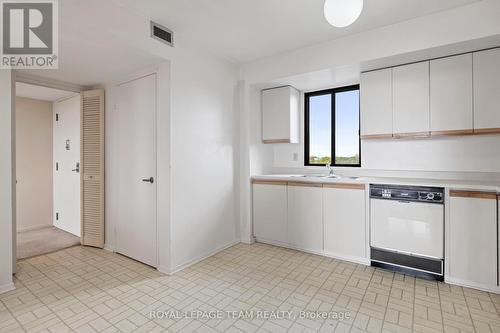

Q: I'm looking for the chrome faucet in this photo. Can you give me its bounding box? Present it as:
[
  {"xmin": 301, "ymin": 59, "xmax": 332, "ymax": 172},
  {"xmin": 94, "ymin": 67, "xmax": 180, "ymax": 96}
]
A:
[{"xmin": 326, "ymin": 163, "xmax": 334, "ymax": 176}]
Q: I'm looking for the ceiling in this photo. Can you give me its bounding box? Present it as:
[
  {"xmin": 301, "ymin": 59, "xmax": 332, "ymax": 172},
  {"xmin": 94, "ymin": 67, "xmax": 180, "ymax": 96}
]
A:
[
  {"xmin": 18, "ymin": 0, "xmax": 481, "ymax": 86},
  {"xmin": 114, "ymin": 0, "xmax": 481, "ymax": 63},
  {"xmin": 19, "ymin": 0, "xmax": 164, "ymax": 87},
  {"xmin": 16, "ymin": 82, "xmax": 77, "ymax": 102}
]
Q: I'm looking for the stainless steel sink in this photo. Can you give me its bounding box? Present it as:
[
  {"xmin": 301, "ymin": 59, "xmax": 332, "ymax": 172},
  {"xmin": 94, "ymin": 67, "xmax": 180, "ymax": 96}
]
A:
[{"xmin": 286, "ymin": 174, "xmax": 363, "ymax": 180}]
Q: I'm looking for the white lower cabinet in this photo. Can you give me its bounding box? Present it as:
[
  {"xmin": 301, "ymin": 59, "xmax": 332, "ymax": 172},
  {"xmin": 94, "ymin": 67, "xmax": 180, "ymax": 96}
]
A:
[
  {"xmin": 287, "ymin": 183, "xmax": 323, "ymax": 253},
  {"xmin": 252, "ymin": 182, "xmax": 288, "ymax": 244},
  {"xmin": 448, "ymin": 191, "xmax": 498, "ymax": 288},
  {"xmin": 323, "ymin": 184, "xmax": 366, "ymax": 262}
]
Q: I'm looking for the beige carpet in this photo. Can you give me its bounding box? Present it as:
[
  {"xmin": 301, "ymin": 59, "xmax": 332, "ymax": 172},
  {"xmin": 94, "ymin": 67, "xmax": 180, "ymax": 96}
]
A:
[{"xmin": 17, "ymin": 226, "xmax": 80, "ymax": 259}]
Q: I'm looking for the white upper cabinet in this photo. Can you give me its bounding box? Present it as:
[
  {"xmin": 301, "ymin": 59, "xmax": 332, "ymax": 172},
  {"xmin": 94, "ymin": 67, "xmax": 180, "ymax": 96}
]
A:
[
  {"xmin": 392, "ymin": 61, "xmax": 430, "ymax": 136},
  {"xmin": 430, "ymin": 54, "xmax": 473, "ymax": 134},
  {"xmin": 360, "ymin": 68, "xmax": 393, "ymax": 138},
  {"xmin": 262, "ymin": 86, "xmax": 300, "ymax": 144},
  {"xmin": 252, "ymin": 182, "xmax": 288, "ymax": 245},
  {"xmin": 473, "ymin": 48, "xmax": 500, "ymax": 133},
  {"xmin": 287, "ymin": 184, "xmax": 323, "ymax": 253}
]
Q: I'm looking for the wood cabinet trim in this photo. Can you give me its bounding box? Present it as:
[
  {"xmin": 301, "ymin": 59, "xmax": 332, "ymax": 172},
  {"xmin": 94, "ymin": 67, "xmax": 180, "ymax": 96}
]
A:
[
  {"xmin": 393, "ymin": 132, "xmax": 430, "ymax": 139},
  {"xmin": 450, "ymin": 190, "xmax": 497, "ymax": 200},
  {"xmin": 431, "ymin": 129, "xmax": 474, "ymax": 136},
  {"xmin": 323, "ymin": 183, "xmax": 365, "ymax": 190},
  {"xmin": 287, "ymin": 182, "xmax": 323, "ymax": 188},
  {"xmin": 252, "ymin": 180, "xmax": 287, "ymax": 186},
  {"xmin": 360, "ymin": 134, "xmax": 393, "ymax": 140},
  {"xmin": 474, "ymin": 128, "xmax": 500, "ymax": 135},
  {"xmin": 263, "ymin": 139, "xmax": 291, "ymax": 144},
  {"xmin": 361, "ymin": 129, "xmax": 499, "ymax": 140}
]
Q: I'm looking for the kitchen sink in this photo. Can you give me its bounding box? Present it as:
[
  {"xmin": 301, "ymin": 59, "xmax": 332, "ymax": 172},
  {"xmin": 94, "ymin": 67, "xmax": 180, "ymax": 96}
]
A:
[
  {"xmin": 286, "ymin": 174, "xmax": 363, "ymax": 180},
  {"xmin": 289, "ymin": 174, "xmax": 325, "ymax": 178}
]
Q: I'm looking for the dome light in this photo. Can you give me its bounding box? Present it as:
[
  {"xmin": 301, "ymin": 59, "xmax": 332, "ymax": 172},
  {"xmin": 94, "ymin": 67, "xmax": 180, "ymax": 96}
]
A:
[{"xmin": 324, "ymin": 0, "xmax": 363, "ymax": 28}]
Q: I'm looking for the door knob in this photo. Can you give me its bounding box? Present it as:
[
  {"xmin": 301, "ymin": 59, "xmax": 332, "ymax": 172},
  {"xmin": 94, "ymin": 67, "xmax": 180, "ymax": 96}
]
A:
[{"xmin": 142, "ymin": 177, "xmax": 154, "ymax": 184}]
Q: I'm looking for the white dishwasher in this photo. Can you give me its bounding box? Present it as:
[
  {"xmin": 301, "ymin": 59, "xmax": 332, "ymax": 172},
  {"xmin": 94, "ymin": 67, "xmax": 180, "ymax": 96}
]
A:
[{"xmin": 370, "ymin": 184, "xmax": 444, "ymax": 280}]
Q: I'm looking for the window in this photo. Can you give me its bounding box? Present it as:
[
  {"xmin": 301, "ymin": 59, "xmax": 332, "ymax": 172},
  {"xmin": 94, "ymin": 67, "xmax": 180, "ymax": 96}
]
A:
[{"xmin": 304, "ymin": 85, "xmax": 360, "ymax": 167}]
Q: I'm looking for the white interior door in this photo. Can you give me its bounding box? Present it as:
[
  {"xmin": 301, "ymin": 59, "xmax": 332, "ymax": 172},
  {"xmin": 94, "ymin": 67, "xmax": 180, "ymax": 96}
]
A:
[
  {"xmin": 53, "ymin": 94, "xmax": 81, "ymax": 237},
  {"xmin": 116, "ymin": 74, "xmax": 157, "ymax": 267}
]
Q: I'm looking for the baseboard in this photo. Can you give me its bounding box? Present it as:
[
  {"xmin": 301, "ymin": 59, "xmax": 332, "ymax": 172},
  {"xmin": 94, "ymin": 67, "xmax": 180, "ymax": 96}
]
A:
[
  {"xmin": 17, "ymin": 224, "xmax": 52, "ymax": 233},
  {"xmin": 157, "ymin": 264, "xmax": 171, "ymax": 275},
  {"xmin": 53, "ymin": 224, "xmax": 80, "ymax": 237},
  {"xmin": 254, "ymin": 238, "xmax": 289, "ymax": 249},
  {"xmin": 240, "ymin": 236, "xmax": 255, "ymax": 244},
  {"xmin": 255, "ymin": 239, "xmax": 370, "ymax": 266},
  {"xmin": 445, "ymin": 276, "xmax": 500, "ymax": 294},
  {"xmin": 0, "ymin": 282, "xmax": 16, "ymax": 294},
  {"xmin": 163, "ymin": 239, "xmax": 240, "ymax": 275},
  {"xmin": 103, "ymin": 244, "xmax": 115, "ymax": 252},
  {"xmin": 323, "ymin": 250, "xmax": 370, "ymax": 266}
]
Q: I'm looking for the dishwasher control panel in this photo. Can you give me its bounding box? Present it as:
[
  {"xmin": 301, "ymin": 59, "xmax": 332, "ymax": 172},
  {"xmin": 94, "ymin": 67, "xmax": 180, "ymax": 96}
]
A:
[{"xmin": 370, "ymin": 184, "xmax": 444, "ymax": 203}]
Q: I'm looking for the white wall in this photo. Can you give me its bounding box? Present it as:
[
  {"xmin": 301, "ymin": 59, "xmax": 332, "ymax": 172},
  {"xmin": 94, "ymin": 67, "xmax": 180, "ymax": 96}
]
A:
[
  {"xmin": 106, "ymin": 52, "xmax": 239, "ymax": 273},
  {"xmin": 169, "ymin": 50, "xmax": 239, "ymax": 271},
  {"xmin": 362, "ymin": 135, "xmax": 500, "ymax": 173},
  {"xmin": 0, "ymin": 70, "xmax": 15, "ymax": 293},
  {"xmin": 15, "ymin": 97, "xmax": 53, "ymax": 232},
  {"xmin": 95, "ymin": 0, "xmax": 240, "ymax": 273}
]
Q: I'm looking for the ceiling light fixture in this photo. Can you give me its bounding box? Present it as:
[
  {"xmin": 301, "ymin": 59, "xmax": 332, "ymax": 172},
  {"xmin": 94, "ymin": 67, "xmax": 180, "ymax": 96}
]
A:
[{"xmin": 324, "ymin": 0, "xmax": 363, "ymax": 28}]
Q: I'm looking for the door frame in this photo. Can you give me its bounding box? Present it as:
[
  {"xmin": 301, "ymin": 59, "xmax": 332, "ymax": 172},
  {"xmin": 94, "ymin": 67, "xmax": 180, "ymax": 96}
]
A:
[
  {"xmin": 11, "ymin": 71, "xmax": 84, "ymax": 271},
  {"xmin": 112, "ymin": 69, "xmax": 159, "ymax": 268},
  {"xmin": 11, "ymin": 64, "xmax": 170, "ymax": 272}
]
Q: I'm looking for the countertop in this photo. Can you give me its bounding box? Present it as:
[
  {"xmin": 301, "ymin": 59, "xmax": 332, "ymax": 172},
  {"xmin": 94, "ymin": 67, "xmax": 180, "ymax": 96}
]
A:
[{"xmin": 252, "ymin": 174, "xmax": 500, "ymax": 192}]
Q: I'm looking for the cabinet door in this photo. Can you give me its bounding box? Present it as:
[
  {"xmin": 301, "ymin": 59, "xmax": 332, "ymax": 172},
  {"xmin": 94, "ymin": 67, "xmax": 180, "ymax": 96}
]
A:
[
  {"xmin": 449, "ymin": 191, "xmax": 497, "ymax": 287},
  {"xmin": 323, "ymin": 185, "xmax": 366, "ymax": 261},
  {"xmin": 473, "ymin": 48, "xmax": 500, "ymax": 133},
  {"xmin": 360, "ymin": 69, "xmax": 392, "ymax": 138},
  {"xmin": 393, "ymin": 62, "xmax": 430, "ymax": 136},
  {"xmin": 287, "ymin": 184, "xmax": 323, "ymax": 253},
  {"xmin": 262, "ymin": 86, "xmax": 299, "ymax": 143},
  {"xmin": 252, "ymin": 182, "xmax": 288, "ymax": 244},
  {"xmin": 430, "ymin": 54, "xmax": 473, "ymax": 134}
]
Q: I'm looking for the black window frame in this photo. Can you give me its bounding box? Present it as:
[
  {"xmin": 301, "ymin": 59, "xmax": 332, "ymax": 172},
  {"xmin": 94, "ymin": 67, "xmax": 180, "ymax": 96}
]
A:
[{"xmin": 304, "ymin": 84, "xmax": 361, "ymax": 167}]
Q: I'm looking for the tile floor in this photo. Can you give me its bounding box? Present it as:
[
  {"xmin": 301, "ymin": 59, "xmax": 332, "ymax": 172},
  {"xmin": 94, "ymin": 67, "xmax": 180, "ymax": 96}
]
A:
[{"xmin": 1, "ymin": 243, "xmax": 500, "ymax": 333}]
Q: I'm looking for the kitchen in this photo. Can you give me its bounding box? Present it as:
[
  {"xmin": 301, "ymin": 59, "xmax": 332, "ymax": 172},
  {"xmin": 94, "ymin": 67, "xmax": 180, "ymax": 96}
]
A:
[
  {"xmin": 2, "ymin": 1, "xmax": 500, "ymax": 332},
  {"xmin": 250, "ymin": 47, "xmax": 500, "ymax": 293}
]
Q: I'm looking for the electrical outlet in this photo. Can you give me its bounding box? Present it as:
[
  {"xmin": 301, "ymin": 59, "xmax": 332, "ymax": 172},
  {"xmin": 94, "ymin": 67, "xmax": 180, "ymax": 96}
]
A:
[{"xmin": 293, "ymin": 152, "xmax": 298, "ymax": 161}]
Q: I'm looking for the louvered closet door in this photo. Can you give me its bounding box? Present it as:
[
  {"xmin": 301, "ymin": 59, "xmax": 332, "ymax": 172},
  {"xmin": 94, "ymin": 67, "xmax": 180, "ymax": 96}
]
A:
[{"xmin": 80, "ymin": 89, "xmax": 105, "ymax": 248}]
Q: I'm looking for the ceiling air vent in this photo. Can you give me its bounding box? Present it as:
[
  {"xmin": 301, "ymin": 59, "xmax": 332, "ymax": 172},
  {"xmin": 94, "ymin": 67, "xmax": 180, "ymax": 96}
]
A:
[{"xmin": 150, "ymin": 21, "xmax": 173, "ymax": 47}]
